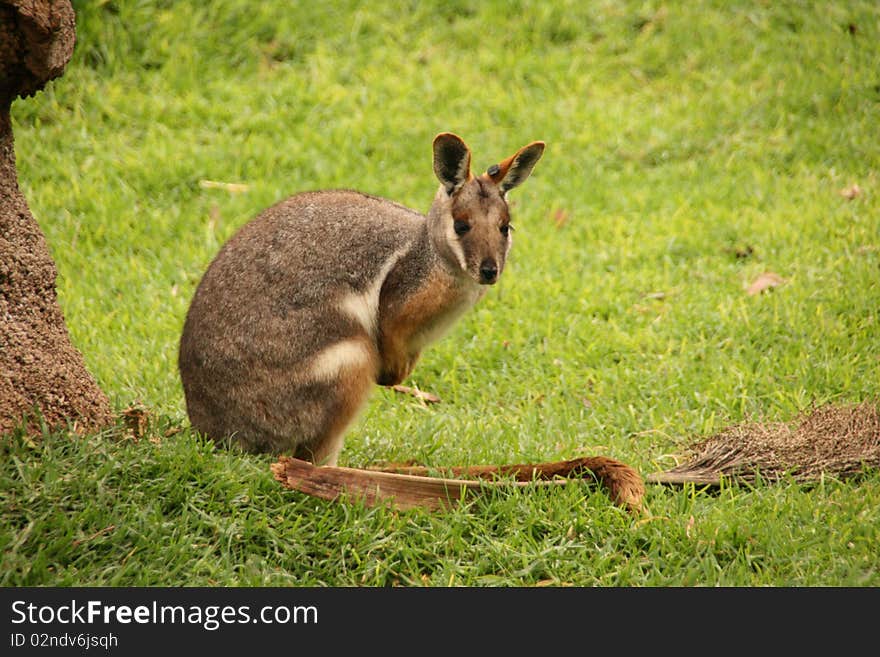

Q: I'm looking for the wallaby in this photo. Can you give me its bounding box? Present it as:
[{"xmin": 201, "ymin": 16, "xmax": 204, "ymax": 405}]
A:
[{"xmin": 179, "ymin": 133, "xmax": 544, "ymax": 465}]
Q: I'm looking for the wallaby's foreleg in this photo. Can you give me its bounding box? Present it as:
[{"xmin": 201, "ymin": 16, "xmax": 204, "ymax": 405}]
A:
[
  {"xmin": 376, "ymin": 336, "xmax": 420, "ymax": 386},
  {"xmin": 375, "ymin": 270, "xmax": 459, "ymax": 386}
]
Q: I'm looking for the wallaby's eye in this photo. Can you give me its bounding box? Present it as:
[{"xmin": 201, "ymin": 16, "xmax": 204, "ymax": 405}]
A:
[
  {"xmin": 500, "ymin": 224, "xmax": 513, "ymax": 237},
  {"xmin": 453, "ymin": 220, "xmax": 471, "ymax": 236}
]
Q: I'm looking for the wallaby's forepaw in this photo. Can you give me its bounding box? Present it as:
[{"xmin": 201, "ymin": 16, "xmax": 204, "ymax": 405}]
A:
[
  {"xmin": 377, "ymin": 353, "xmax": 419, "ymax": 386},
  {"xmin": 377, "ymin": 370, "xmax": 402, "ymax": 387}
]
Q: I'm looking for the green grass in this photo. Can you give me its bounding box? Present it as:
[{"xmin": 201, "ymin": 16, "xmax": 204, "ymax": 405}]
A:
[{"xmin": 3, "ymin": 0, "xmax": 880, "ymax": 586}]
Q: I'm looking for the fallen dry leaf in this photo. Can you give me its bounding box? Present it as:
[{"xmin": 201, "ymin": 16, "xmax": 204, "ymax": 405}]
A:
[
  {"xmin": 391, "ymin": 385, "xmax": 441, "ymax": 404},
  {"xmin": 120, "ymin": 405, "xmax": 150, "ymax": 440},
  {"xmin": 746, "ymin": 271, "xmax": 786, "ymax": 296},
  {"xmin": 72, "ymin": 524, "xmax": 116, "ymax": 547},
  {"xmin": 839, "ymin": 183, "xmax": 861, "ymax": 200},
  {"xmin": 199, "ymin": 179, "xmax": 250, "ymax": 194},
  {"xmin": 208, "ymin": 203, "xmax": 221, "ymax": 232},
  {"xmin": 725, "ymin": 244, "xmax": 755, "ymax": 260},
  {"xmin": 552, "ymin": 208, "xmax": 570, "ymax": 228},
  {"xmin": 535, "ymin": 579, "xmax": 573, "ymax": 587}
]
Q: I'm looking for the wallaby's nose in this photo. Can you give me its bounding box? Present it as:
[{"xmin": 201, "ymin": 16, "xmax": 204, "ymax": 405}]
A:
[{"xmin": 479, "ymin": 259, "xmax": 499, "ymax": 284}]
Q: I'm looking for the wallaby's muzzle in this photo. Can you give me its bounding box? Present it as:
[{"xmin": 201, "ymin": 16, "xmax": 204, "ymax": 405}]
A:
[{"xmin": 479, "ymin": 258, "xmax": 499, "ymax": 285}]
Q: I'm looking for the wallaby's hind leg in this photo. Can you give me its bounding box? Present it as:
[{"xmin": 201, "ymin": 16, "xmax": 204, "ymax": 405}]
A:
[
  {"xmin": 293, "ymin": 355, "xmax": 376, "ymax": 466},
  {"xmin": 289, "ymin": 336, "xmax": 378, "ymax": 466},
  {"xmin": 184, "ymin": 336, "xmax": 377, "ymax": 465}
]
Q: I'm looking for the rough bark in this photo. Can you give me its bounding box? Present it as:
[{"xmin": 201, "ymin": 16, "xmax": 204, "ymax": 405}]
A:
[{"xmin": 1, "ymin": 0, "xmax": 112, "ymax": 436}]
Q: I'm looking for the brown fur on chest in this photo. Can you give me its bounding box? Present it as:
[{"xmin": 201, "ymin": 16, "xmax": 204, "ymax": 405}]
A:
[{"xmin": 379, "ymin": 267, "xmax": 483, "ymax": 355}]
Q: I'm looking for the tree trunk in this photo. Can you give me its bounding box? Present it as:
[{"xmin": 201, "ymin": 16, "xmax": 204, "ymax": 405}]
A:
[{"xmin": 1, "ymin": 0, "xmax": 112, "ymax": 436}]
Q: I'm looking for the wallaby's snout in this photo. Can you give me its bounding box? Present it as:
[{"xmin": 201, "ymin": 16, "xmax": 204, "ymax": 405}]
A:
[{"xmin": 479, "ymin": 258, "xmax": 499, "ymax": 285}]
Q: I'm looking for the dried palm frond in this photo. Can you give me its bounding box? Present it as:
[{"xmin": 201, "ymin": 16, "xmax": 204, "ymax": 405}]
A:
[
  {"xmin": 647, "ymin": 402, "xmax": 880, "ymax": 486},
  {"xmin": 271, "ymin": 455, "xmax": 645, "ymax": 514}
]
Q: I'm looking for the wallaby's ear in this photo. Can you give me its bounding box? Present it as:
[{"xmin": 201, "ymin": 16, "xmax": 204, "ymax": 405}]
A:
[
  {"xmin": 433, "ymin": 132, "xmax": 472, "ymax": 195},
  {"xmin": 487, "ymin": 141, "xmax": 545, "ymax": 195}
]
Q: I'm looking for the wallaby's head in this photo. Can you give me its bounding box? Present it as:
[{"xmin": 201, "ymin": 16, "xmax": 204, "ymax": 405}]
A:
[{"xmin": 428, "ymin": 133, "xmax": 545, "ymax": 285}]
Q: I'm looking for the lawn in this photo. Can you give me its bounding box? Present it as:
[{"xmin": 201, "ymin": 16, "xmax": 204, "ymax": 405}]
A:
[{"xmin": 2, "ymin": 0, "xmax": 879, "ymax": 586}]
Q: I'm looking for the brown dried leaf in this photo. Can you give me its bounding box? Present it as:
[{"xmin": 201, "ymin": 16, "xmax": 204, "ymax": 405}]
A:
[
  {"xmin": 208, "ymin": 203, "xmax": 221, "ymax": 232},
  {"xmin": 391, "ymin": 385, "xmax": 441, "ymax": 404},
  {"xmin": 199, "ymin": 179, "xmax": 250, "ymax": 194},
  {"xmin": 120, "ymin": 405, "xmax": 150, "ymax": 440},
  {"xmin": 550, "ymin": 208, "xmax": 570, "ymax": 228},
  {"xmin": 839, "ymin": 183, "xmax": 861, "ymax": 200},
  {"xmin": 746, "ymin": 271, "xmax": 786, "ymax": 296},
  {"xmin": 72, "ymin": 524, "xmax": 116, "ymax": 547},
  {"xmin": 644, "ymin": 291, "xmax": 667, "ymax": 300},
  {"xmin": 727, "ymin": 244, "xmax": 755, "ymax": 260}
]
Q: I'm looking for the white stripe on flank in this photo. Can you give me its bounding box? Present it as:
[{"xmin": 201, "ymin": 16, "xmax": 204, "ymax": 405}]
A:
[
  {"xmin": 338, "ymin": 247, "xmax": 407, "ymax": 336},
  {"xmin": 309, "ymin": 340, "xmax": 372, "ymax": 381}
]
